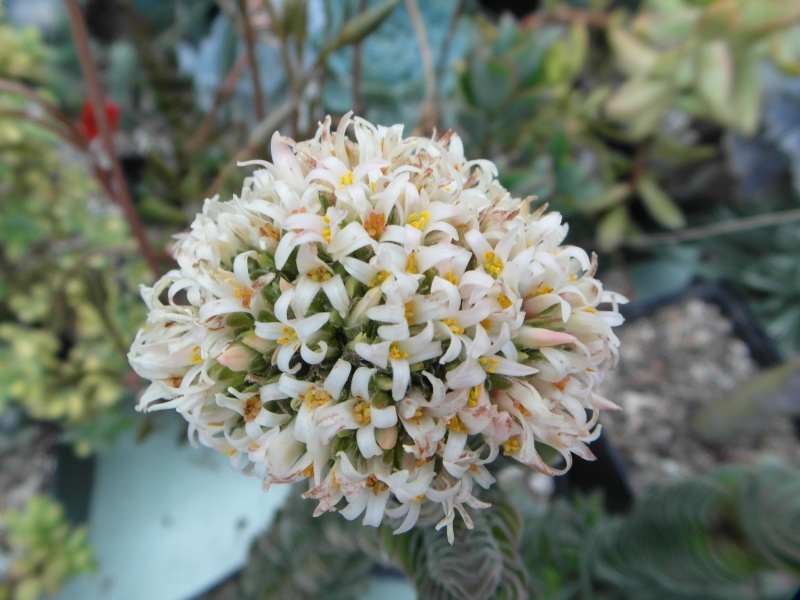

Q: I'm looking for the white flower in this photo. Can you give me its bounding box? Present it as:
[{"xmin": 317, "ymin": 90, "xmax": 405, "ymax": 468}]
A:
[{"xmin": 129, "ymin": 112, "xmax": 625, "ymax": 543}]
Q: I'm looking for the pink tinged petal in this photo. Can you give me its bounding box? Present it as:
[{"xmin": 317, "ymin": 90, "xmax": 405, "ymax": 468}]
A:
[
  {"xmin": 357, "ymin": 426, "xmax": 382, "ymax": 458},
  {"xmin": 446, "ymin": 359, "xmax": 486, "ymax": 389},
  {"xmin": 443, "ymin": 430, "xmax": 468, "ymax": 465},
  {"xmin": 516, "ymin": 327, "xmax": 577, "ymax": 348},
  {"xmin": 351, "ymin": 366, "xmax": 376, "ymax": 399},
  {"xmin": 293, "ymin": 312, "xmax": 329, "ymax": 339},
  {"xmin": 216, "ymin": 345, "xmax": 255, "ymax": 371},
  {"xmin": 422, "ymin": 372, "xmax": 447, "ymax": 407},
  {"xmin": 324, "ymin": 359, "xmax": 352, "ymax": 398},
  {"xmin": 269, "ymin": 132, "xmax": 305, "ymax": 185},
  {"xmin": 323, "ymin": 275, "xmax": 350, "ymax": 318},
  {"xmin": 390, "ymin": 358, "xmax": 411, "ymax": 400},
  {"xmin": 199, "ymin": 298, "xmax": 253, "ymax": 320},
  {"xmin": 371, "ymin": 406, "xmax": 398, "ymax": 428},
  {"xmin": 355, "ymin": 340, "xmax": 390, "ymax": 368}
]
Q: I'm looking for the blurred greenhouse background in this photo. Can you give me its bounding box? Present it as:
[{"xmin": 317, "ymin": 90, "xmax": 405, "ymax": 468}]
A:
[{"xmin": 1, "ymin": 0, "xmax": 800, "ymax": 599}]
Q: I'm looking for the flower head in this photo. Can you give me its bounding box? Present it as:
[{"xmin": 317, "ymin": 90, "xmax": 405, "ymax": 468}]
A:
[{"xmin": 128, "ymin": 113, "xmax": 625, "ymax": 543}]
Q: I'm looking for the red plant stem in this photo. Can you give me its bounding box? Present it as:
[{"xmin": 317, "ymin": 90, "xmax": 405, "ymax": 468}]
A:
[
  {"xmin": 63, "ymin": 0, "xmax": 162, "ymax": 278},
  {"xmin": 239, "ymin": 0, "xmax": 266, "ymax": 121},
  {"xmin": 352, "ymin": 0, "xmax": 367, "ymax": 116}
]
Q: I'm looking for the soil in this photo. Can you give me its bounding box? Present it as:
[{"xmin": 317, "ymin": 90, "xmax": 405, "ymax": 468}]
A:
[{"xmin": 600, "ymin": 297, "xmax": 800, "ymax": 493}]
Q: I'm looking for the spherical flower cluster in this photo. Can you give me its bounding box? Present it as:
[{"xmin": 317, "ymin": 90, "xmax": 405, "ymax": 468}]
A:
[{"xmin": 128, "ymin": 114, "xmax": 625, "ymax": 542}]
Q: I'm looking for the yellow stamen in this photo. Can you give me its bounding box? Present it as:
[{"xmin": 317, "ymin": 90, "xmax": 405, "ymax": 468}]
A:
[
  {"xmin": 308, "ymin": 266, "xmax": 332, "ymax": 282},
  {"xmin": 406, "ymin": 253, "xmax": 417, "ymax": 274},
  {"xmin": 503, "ymin": 435, "xmax": 522, "ymax": 456},
  {"xmin": 569, "ymin": 273, "xmax": 578, "ymax": 282},
  {"xmin": 190, "ymin": 346, "xmax": 202, "ymax": 364},
  {"xmin": 584, "ymin": 307, "xmax": 597, "ymax": 313},
  {"xmin": 414, "ymin": 494, "xmax": 424, "ymax": 503},
  {"xmin": 370, "ymin": 181, "xmax": 376, "ymax": 193},
  {"xmin": 498, "ymin": 293, "xmax": 513, "ymax": 309},
  {"xmin": 408, "ymin": 211, "xmax": 430, "ymax": 230},
  {"xmin": 389, "ymin": 342, "xmax": 408, "ymax": 360},
  {"xmin": 301, "ymin": 464, "xmax": 314, "ymax": 479},
  {"xmin": 444, "ymin": 271, "xmax": 459, "ymax": 285},
  {"xmin": 534, "ymin": 284, "xmax": 554, "ymax": 296},
  {"xmin": 468, "ymin": 386, "xmax": 481, "ymax": 408},
  {"xmin": 404, "ymin": 301, "xmax": 415, "ymax": 324},
  {"xmin": 339, "ymin": 171, "xmax": 354, "ymax": 188},
  {"xmin": 277, "ymin": 326, "xmax": 295, "ymax": 345},
  {"xmin": 370, "ymin": 270, "xmax": 391, "ymax": 287},
  {"xmin": 352, "ymin": 401, "xmax": 372, "ymax": 425},
  {"xmin": 447, "ymin": 415, "xmax": 465, "ymax": 433},
  {"xmin": 234, "ymin": 287, "xmax": 254, "ymax": 309},
  {"xmin": 513, "ymin": 400, "xmax": 531, "ymax": 417},
  {"xmin": 555, "ymin": 375, "xmax": 570, "ymax": 391},
  {"xmin": 322, "ymin": 228, "xmax": 331, "ymax": 243},
  {"xmin": 479, "ymin": 356, "xmax": 500, "ymax": 374},
  {"xmin": 304, "ymin": 386, "xmax": 332, "ymax": 409},
  {"xmin": 484, "ymin": 251, "xmax": 504, "ymax": 277},
  {"xmin": 259, "ymin": 223, "xmax": 280, "ymax": 240},
  {"xmin": 480, "ymin": 318, "xmax": 492, "ymax": 330},
  {"xmin": 410, "ymin": 406, "xmax": 424, "ymax": 425},
  {"xmin": 442, "ymin": 318, "xmax": 464, "ymax": 335}
]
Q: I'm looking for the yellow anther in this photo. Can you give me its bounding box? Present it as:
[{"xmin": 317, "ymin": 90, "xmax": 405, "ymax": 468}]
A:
[
  {"xmin": 555, "ymin": 375, "xmax": 570, "ymax": 391},
  {"xmin": 442, "ymin": 318, "xmax": 464, "ymax": 335},
  {"xmin": 534, "ymin": 284, "xmax": 554, "ymax": 296},
  {"xmin": 301, "ymin": 464, "xmax": 314, "ymax": 479},
  {"xmin": 370, "ymin": 270, "xmax": 391, "ymax": 287},
  {"xmin": 469, "ymin": 464, "xmax": 480, "ymax": 473},
  {"xmin": 370, "ymin": 181, "xmax": 376, "ymax": 193},
  {"xmin": 468, "ymin": 386, "xmax": 481, "ymax": 408},
  {"xmin": 234, "ymin": 287, "xmax": 254, "ymax": 308},
  {"xmin": 190, "ymin": 346, "xmax": 202, "ymax": 364},
  {"xmin": 243, "ymin": 398, "xmax": 262, "ymax": 422},
  {"xmin": 479, "ymin": 356, "xmax": 499, "ymax": 373},
  {"xmin": 353, "ymin": 401, "xmax": 372, "ymax": 426},
  {"xmin": 480, "ymin": 318, "xmax": 492, "ymax": 331},
  {"xmin": 498, "ymin": 293, "xmax": 513, "ymax": 309},
  {"xmin": 406, "ymin": 253, "xmax": 417, "ymax": 274},
  {"xmin": 304, "ymin": 386, "xmax": 332, "ymax": 409},
  {"xmin": 322, "ymin": 228, "xmax": 331, "ymax": 243},
  {"xmin": 405, "ymin": 301, "xmax": 415, "ymax": 324},
  {"xmin": 513, "ymin": 400, "xmax": 531, "ymax": 417},
  {"xmin": 447, "ymin": 415, "xmax": 465, "ymax": 433},
  {"xmin": 323, "ymin": 215, "xmax": 330, "ymax": 223},
  {"xmin": 409, "ymin": 210, "xmax": 430, "ymax": 230},
  {"xmin": 410, "ymin": 406, "xmax": 424, "ymax": 425},
  {"xmin": 502, "ymin": 435, "xmax": 522, "ymax": 456},
  {"xmin": 585, "ymin": 307, "xmax": 597, "ymax": 313},
  {"xmin": 259, "ymin": 223, "xmax": 280, "ymax": 240},
  {"xmin": 309, "ymin": 266, "xmax": 332, "ymax": 282},
  {"xmin": 339, "ymin": 171, "xmax": 354, "ymax": 188},
  {"xmin": 444, "ymin": 271, "xmax": 459, "ymax": 285},
  {"xmin": 484, "ymin": 251, "xmax": 504, "ymax": 277},
  {"xmin": 414, "ymin": 494, "xmax": 425, "ymax": 503},
  {"xmin": 389, "ymin": 342, "xmax": 408, "ymax": 360}
]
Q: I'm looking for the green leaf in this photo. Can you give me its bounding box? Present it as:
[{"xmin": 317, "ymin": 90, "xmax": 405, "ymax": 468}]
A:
[
  {"xmin": 597, "ymin": 204, "xmax": 630, "ymax": 251},
  {"xmin": 606, "ymin": 78, "xmax": 671, "ymax": 120},
  {"xmin": 730, "ymin": 52, "xmax": 761, "ymax": 135},
  {"xmin": 608, "ymin": 27, "xmax": 659, "ymax": 77},
  {"xmin": 695, "ymin": 40, "xmax": 733, "ymax": 121},
  {"xmin": 332, "ymin": 0, "xmax": 400, "ymax": 49},
  {"xmin": 468, "ymin": 57, "xmax": 517, "ymax": 112},
  {"xmin": 636, "ymin": 177, "xmax": 686, "ymax": 229},
  {"xmin": 583, "ymin": 183, "xmax": 632, "ymax": 213}
]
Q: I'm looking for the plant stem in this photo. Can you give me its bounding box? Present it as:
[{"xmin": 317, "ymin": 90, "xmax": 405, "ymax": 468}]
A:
[
  {"xmin": 239, "ymin": 0, "xmax": 267, "ymax": 121},
  {"xmin": 352, "ymin": 0, "xmax": 367, "ymax": 117},
  {"xmin": 435, "ymin": 0, "xmax": 465, "ymax": 83},
  {"xmin": 405, "ymin": 0, "xmax": 438, "ymax": 132},
  {"xmin": 186, "ymin": 52, "xmax": 249, "ymax": 155},
  {"xmin": 0, "ymin": 78, "xmax": 85, "ymax": 139},
  {"xmin": 523, "ymin": 7, "xmax": 610, "ymax": 29},
  {"xmin": 261, "ymin": 0, "xmax": 300, "ymax": 135},
  {"xmin": 63, "ymin": 0, "xmax": 162, "ymax": 278},
  {"xmin": 624, "ymin": 208, "xmax": 800, "ymax": 247}
]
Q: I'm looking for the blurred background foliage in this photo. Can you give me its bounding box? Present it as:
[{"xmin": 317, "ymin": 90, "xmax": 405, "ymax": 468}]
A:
[{"xmin": 2, "ymin": 0, "xmax": 800, "ymax": 597}]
